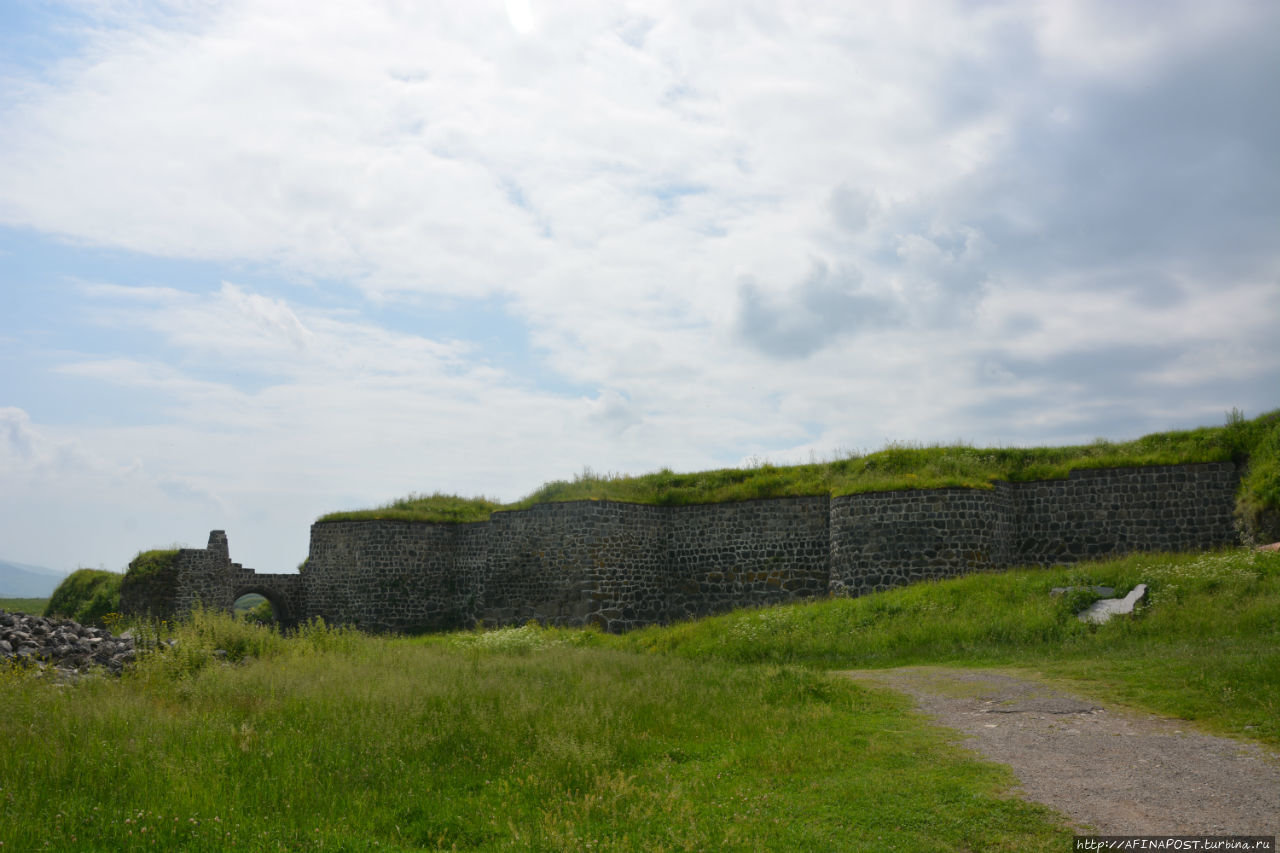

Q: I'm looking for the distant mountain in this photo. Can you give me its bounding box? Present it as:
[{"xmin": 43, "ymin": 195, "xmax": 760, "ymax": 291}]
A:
[{"xmin": 0, "ymin": 559, "xmax": 69, "ymax": 597}]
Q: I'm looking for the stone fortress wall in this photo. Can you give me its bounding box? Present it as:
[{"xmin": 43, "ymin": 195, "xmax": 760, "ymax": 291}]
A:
[{"xmin": 145, "ymin": 462, "xmax": 1240, "ymax": 633}]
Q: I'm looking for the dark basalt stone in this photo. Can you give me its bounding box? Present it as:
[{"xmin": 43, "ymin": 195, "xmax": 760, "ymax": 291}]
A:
[{"xmin": 0, "ymin": 611, "xmax": 136, "ymax": 676}]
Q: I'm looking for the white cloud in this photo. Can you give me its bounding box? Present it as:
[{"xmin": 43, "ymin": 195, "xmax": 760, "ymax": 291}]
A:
[
  {"xmin": 0, "ymin": 406, "xmax": 94, "ymax": 474},
  {"xmin": 0, "ymin": 405, "xmax": 231, "ymax": 571},
  {"xmin": 0, "ymin": 0, "xmax": 1276, "ymax": 571},
  {"xmin": 504, "ymin": 0, "xmax": 537, "ymax": 36}
]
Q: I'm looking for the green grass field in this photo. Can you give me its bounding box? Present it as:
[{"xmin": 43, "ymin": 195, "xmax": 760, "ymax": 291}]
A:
[
  {"xmin": 0, "ymin": 597, "xmax": 48, "ymax": 614},
  {"xmin": 4, "ymin": 547, "xmax": 1277, "ymax": 850}
]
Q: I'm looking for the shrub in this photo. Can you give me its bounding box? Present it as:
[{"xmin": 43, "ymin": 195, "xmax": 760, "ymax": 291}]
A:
[
  {"xmin": 1235, "ymin": 411, "xmax": 1280, "ymax": 543},
  {"xmin": 242, "ymin": 599, "xmax": 276, "ymax": 625},
  {"xmin": 44, "ymin": 569, "xmax": 123, "ymax": 626}
]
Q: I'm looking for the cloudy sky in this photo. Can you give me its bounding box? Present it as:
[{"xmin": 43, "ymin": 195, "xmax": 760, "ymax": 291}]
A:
[{"xmin": 2, "ymin": 0, "xmax": 1277, "ymax": 575}]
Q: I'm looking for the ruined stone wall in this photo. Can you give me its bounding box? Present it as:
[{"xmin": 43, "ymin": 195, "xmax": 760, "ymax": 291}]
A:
[
  {"xmin": 118, "ymin": 563, "xmax": 181, "ymax": 620},
  {"xmin": 305, "ymin": 496, "xmax": 832, "ymax": 633},
  {"xmin": 142, "ymin": 462, "xmax": 1240, "ymax": 633},
  {"xmin": 125, "ymin": 530, "xmax": 307, "ymax": 627},
  {"xmin": 173, "ymin": 530, "xmax": 236, "ymax": 614}
]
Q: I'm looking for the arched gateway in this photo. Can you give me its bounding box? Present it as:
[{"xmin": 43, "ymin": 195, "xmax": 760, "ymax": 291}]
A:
[
  {"xmin": 127, "ymin": 531, "xmax": 305, "ymax": 629},
  {"xmin": 232, "ymin": 586, "xmax": 293, "ymax": 626}
]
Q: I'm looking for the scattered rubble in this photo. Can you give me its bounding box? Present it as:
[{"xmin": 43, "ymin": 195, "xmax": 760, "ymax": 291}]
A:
[{"xmin": 0, "ymin": 610, "xmax": 136, "ymax": 676}]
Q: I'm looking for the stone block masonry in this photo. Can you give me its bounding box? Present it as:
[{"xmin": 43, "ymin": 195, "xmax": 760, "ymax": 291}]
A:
[
  {"xmin": 304, "ymin": 498, "xmax": 829, "ymax": 632},
  {"xmin": 1010, "ymin": 464, "xmax": 1239, "ymax": 565},
  {"xmin": 829, "ymin": 487, "xmax": 1012, "ymax": 597},
  {"xmin": 134, "ymin": 462, "xmax": 1240, "ymax": 633},
  {"xmin": 165, "ymin": 530, "xmax": 307, "ymax": 627}
]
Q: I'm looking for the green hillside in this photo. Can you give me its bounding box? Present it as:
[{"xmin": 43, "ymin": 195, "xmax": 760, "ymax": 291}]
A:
[{"xmin": 43, "ymin": 568, "xmax": 123, "ymax": 626}]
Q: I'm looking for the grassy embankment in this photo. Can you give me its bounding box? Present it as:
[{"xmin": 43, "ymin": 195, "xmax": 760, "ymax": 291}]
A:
[
  {"xmin": 317, "ymin": 409, "xmax": 1280, "ymax": 541},
  {"xmin": 3, "ymin": 547, "xmax": 1278, "ymax": 851},
  {"xmin": 610, "ymin": 548, "xmax": 1280, "ymax": 744},
  {"xmin": 43, "ymin": 568, "xmax": 124, "ymax": 626}
]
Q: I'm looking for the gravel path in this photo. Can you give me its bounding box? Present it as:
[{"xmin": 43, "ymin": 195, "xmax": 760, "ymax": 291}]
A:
[{"xmin": 842, "ymin": 667, "xmax": 1280, "ymax": 836}]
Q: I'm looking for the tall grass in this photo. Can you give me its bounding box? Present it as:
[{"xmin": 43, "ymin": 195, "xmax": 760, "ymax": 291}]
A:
[{"xmin": 1, "ymin": 610, "xmax": 1065, "ymax": 851}]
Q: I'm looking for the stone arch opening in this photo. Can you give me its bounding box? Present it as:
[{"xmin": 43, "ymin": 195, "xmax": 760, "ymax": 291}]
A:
[{"xmin": 232, "ymin": 587, "xmax": 292, "ymax": 628}]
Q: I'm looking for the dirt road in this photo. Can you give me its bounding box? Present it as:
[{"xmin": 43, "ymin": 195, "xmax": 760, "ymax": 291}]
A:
[{"xmin": 842, "ymin": 667, "xmax": 1280, "ymax": 836}]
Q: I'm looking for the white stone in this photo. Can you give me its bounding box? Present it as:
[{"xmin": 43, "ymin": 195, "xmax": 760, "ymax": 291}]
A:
[{"xmin": 1078, "ymin": 584, "xmax": 1148, "ymax": 624}]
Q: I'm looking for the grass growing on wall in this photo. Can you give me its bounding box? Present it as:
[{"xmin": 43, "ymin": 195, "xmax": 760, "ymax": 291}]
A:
[
  {"xmin": 319, "ymin": 492, "xmax": 501, "ymax": 524},
  {"xmin": 1235, "ymin": 410, "xmax": 1280, "ymax": 541},
  {"xmin": 40, "ymin": 549, "xmax": 183, "ymax": 626},
  {"xmin": 124, "ymin": 548, "xmax": 180, "ymax": 581},
  {"xmin": 318, "ymin": 408, "xmax": 1280, "ymax": 526}
]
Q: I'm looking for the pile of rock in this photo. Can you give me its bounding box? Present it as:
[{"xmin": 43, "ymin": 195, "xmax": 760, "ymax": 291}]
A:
[{"xmin": 0, "ymin": 610, "xmax": 136, "ymax": 675}]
